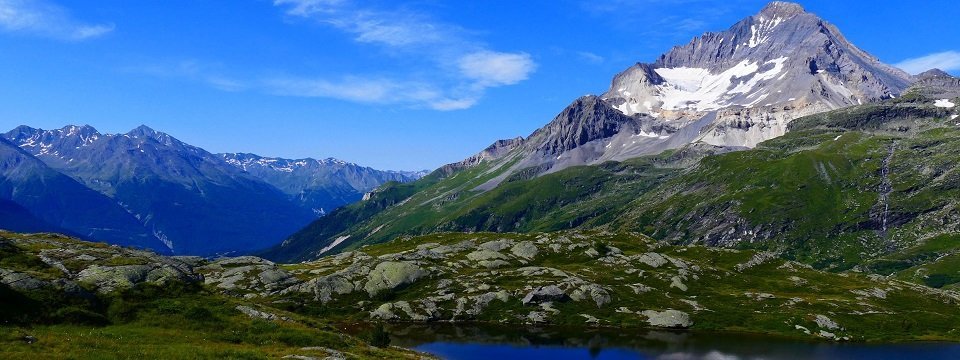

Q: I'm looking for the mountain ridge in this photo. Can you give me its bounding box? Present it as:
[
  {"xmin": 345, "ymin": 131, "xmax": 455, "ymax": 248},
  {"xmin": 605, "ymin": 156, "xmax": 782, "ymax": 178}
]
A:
[{"xmin": 1, "ymin": 124, "xmax": 427, "ymax": 255}]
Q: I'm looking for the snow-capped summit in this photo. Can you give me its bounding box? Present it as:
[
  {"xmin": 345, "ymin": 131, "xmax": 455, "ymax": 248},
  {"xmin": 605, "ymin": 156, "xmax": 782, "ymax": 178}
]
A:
[{"xmin": 603, "ymin": 1, "xmax": 911, "ymax": 151}]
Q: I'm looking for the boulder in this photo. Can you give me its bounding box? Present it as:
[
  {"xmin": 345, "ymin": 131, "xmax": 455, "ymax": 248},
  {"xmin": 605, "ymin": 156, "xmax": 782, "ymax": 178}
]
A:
[
  {"xmin": 466, "ymin": 250, "xmax": 508, "ymax": 262},
  {"xmin": 636, "ymin": 252, "xmax": 670, "ymax": 268},
  {"xmin": 76, "ymin": 265, "xmax": 152, "ymax": 293},
  {"xmin": 364, "ymin": 261, "xmax": 429, "ymax": 296},
  {"xmin": 814, "ymin": 314, "xmax": 840, "ymax": 330},
  {"xmin": 289, "ymin": 275, "xmax": 355, "ymax": 303},
  {"xmin": 641, "ymin": 309, "xmax": 693, "ymax": 328},
  {"xmin": 370, "ymin": 303, "xmax": 398, "ymax": 320},
  {"xmin": 510, "ymin": 241, "xmax": 539, "ymax": 260},
  {"xmin": 570, "ymin": 284, "xmax": 610, "ymax": 307},
  {"xmin": 0, "ymin": 270, "xmax": 50, "ymax": 291},
  {"xmin": 479, "ymin": 239, "xmax": 515, "ymax": 252},
  {"xmin": 521, "ymin": 285, "xmax": 568, "ymax": 305}
]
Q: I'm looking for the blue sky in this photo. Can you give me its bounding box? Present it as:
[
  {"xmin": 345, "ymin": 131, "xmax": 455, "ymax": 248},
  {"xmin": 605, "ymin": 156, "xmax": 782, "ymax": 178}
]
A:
[{"xmin": 0, "ymin": 0, "xmax": 957, "ymax": 170}]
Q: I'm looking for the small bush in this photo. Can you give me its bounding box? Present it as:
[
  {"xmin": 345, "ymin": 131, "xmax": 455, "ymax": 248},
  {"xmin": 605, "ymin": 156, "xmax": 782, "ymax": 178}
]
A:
[
  {"xmin": 368, "ymin": 323, "xmax": 391, "ymax": 348},
  {"xmin": 593, "ymin": 241, "xmax": 610, "ymax": 256}
]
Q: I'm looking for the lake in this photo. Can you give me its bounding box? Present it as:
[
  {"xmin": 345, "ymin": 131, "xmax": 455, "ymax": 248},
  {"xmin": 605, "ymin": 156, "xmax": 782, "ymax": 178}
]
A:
[{"xmin": 386, "ymin": 323, "xmax": 960, "ymax": 360}]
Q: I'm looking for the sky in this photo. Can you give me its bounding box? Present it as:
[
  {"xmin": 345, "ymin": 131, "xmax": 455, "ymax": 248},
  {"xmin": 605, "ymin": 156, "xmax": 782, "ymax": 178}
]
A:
[{"xmin": 0, "ymin": 0, "xmax": 957, "ymax": 171}]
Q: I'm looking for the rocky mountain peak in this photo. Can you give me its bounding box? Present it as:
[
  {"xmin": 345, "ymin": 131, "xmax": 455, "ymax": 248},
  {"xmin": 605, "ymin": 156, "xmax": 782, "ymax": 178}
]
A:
[
  {"xmin": 758, "ymin": 1, "xmax": 806, "ymax": 18},
  {"xmin": 125, "ymin": 125, "xmax": 186, "ymax": 148},
  {"xmin": 529, "ymin": 95, "xmax": 644, "ymax": 156},
  {"xmin": 917, "ymin": 69, "xmax": 953, "ymax": 80},
  {"xmin": 909, "ymin": 69, "xmax": 960, "ymax": 99},
  {"xmin": 3, "ymin": 125, "xmax": 103, "ymax": 154},
  {"xmin": 4, "ymin": 125, "xmax": 43, "ymax": 142},
  {"xmin": 126, "ymin": 124, "xmax": 160, "ymax": 138}
]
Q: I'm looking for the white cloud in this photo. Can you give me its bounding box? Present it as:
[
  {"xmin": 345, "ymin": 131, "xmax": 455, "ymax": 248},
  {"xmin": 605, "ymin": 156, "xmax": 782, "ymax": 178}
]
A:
[
  {"xmin": 895, "ymin": 51, "xmax": 960, "ymax": 75},
  {"xmin": 459, "ymin": 51, "xmax": 536, "ymax": 87},
  {"xmin": 265, "ymin": 76, "xmax": 476, "ymax": 111},
  {"xmin": 272, "ymin": 0, "xmax": 535, "ymax": 110},
  {"xmin": 0, "ymin": 0, "xmax": 113, "ymax": 41}
]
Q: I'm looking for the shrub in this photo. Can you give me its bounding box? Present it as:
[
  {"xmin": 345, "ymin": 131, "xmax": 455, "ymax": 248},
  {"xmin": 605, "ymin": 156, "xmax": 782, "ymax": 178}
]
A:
[{"xmin": 368, "ymin": 323, "xmax": 391, "ymax": 348}]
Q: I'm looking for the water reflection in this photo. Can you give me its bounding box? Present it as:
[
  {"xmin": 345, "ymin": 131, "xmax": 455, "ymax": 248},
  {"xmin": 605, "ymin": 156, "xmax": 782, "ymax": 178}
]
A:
[{"xmin": 387, "ymin": 322, "xmax": 960, "ymax": 360}]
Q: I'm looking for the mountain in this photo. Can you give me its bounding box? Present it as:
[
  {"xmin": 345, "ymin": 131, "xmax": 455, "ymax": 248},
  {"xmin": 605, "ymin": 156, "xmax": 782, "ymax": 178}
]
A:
[
  {"xmin": 219, "ymin": 153, "xmax": 426, "ymax": 216},
  {"xmin": 465, "ymin": 1, "xmax": 913, "ymax": 189},
  {"xmin": 266, "ymin": 1, "xmax": 931, "ymax": 261},
  {"xmin": 3, "ymin": 125, "xmax": 316, "ymax": 255},
  {"xmin": 0, "ymin": 137, "xmax": 168, "ymax": 251}
]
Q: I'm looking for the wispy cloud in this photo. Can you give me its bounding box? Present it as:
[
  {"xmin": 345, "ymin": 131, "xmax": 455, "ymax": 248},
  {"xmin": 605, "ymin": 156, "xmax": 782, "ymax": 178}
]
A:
[
  {"xmin": 895, "ymin": 51, "xmax": 960, "ymax": 75},
  {"xmin": 264, "ymin": 76, "xmax": 477, "ymax": 110},
  {"xmin": 0, "ymin": 0, "xmax": 113, "ymax": 41},
  {"xmin": 577, "ymin": 51, "xmax": 605, "ymax": 64},
  {"xmin": 271, "ymin": 0, "xmax": 536, "ymax": 110},
  {"xmin": 124, "ymin": 60, "xmax": 246, "ymax": 92}
]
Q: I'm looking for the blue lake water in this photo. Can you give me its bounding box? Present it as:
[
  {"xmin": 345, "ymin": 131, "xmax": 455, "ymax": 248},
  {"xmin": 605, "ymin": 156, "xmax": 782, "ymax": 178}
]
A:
[{"xmin": 387, "ymin": 323, "xmax": 960, "ymax": 360}]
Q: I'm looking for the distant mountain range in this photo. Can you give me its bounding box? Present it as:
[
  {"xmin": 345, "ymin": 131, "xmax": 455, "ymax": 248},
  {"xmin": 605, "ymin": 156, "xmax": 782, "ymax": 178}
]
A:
[
  {"xmin": 219, "ymin": 153, "xmax": 428, "ymax": 216},
  {"xmin": 0, "ymin": 125, "xmax": 426, "ymax": 255}
]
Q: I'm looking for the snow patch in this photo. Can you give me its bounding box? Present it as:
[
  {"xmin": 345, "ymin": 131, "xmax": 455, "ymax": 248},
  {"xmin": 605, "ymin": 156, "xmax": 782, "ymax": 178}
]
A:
[
  {"xmin": 748, "ymin": 16, "xmax": 785, "ymax": 48},
  {"xmin": 934, "ymin": 99, "xmax": 956, "ymax": 108},
  {"xmin": 319, "ymin": 235, "xmax": 350, "ymax": 255},
  {"xmin": 654, "ymin": 57, "xmax": 788, "ymax": 112}
]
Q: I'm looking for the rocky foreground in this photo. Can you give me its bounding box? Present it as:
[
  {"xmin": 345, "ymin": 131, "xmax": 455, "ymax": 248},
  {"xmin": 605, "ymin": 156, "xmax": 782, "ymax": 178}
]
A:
[
  {"xmin": 3, "ymin": 230, "xmax": 960, "ymax": 347},
  {"xmin": 0, "ymin": 231, "xmax": 430, "ymax": 359}
]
